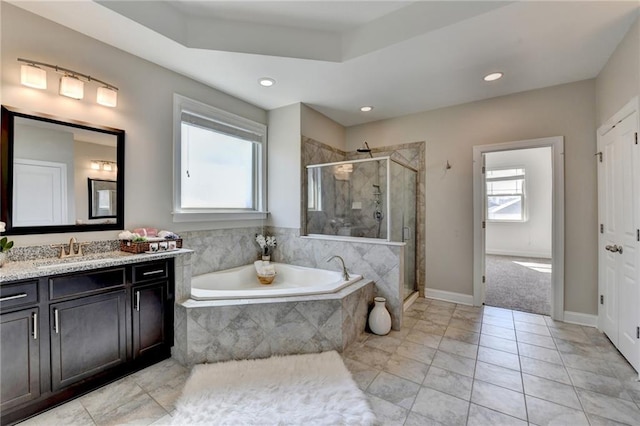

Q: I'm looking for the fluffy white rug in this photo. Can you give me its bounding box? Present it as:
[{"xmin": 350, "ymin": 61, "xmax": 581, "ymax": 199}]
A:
[{"xmin": 171, "ymin": 351, "xmax": 375, "ymax": 426}]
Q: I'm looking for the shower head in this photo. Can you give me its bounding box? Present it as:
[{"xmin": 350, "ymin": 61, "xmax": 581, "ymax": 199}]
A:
[{"xmin": 357, "ymin": 141, "xmax": 373, "ymax": 158}]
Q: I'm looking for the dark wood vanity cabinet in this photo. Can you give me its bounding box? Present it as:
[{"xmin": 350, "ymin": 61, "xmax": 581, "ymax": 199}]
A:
[{"xmin": 0, "ymin": 259, "xmax": 175, "ymax": 425}]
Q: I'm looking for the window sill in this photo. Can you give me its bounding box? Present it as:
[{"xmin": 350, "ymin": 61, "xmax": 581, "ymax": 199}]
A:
[{"xmin": 172, "ymin": 211, "xmax": 268, "ymax": 223}]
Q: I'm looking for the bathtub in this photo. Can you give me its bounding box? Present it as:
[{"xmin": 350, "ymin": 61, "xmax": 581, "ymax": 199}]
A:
[{"xmin": 190, "ymin": 262, "xmax": 362, "ymax": 300}]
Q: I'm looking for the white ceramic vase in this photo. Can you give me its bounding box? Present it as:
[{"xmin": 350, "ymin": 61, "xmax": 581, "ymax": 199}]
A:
[{"xmin": 368, "ymin": 297, "xmax": 391, "ymax": 335}]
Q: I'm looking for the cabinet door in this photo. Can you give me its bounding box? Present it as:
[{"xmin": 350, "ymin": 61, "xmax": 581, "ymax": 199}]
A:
[
  {"xmin": 1, "ymin": 308, "xmax": 40, "ymax": 411},
  {"xmin": 50, "ymin": 291, "xmax": 126, "ymax": 391},
  {"xmin": 132, "ymin": 282, "xmax": 168, "ymax": 358}
]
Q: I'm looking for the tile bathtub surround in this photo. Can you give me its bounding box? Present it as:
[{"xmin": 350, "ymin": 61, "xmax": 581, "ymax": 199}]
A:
[
  {"xmin": 21, "ymin": 299, "xmax": 640, "ymax": 426},
  {"xmin": 172, "ymin": 280, "xmax": 374, "ymax": 366}
]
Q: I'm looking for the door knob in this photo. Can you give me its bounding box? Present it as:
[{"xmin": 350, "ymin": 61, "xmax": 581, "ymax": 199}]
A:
[{"xmin": 605, "ymin": 244, "xmax": 623, "ymax": 254}]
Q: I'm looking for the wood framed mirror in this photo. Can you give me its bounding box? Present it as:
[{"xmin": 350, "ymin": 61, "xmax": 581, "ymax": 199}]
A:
[{"xmin": 1, "ymin": 105, "xmax": 125, "ymax": 235}]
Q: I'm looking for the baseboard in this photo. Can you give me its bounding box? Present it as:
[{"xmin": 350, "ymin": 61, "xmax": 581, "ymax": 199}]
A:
[
  {"xmin": 486, "ymin": 249, "xmax": 552, "ymax": 259},
  {"xmin": 425, "ymin": 289, "xmax": 474, "ymax": 306},
  {"xmin": 563, "ymin": 311, "xmax": 598, "ymax": 327}
]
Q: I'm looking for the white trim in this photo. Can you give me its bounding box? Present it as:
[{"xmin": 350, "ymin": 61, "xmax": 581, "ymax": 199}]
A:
[
  {"xmin": 597, "ymin": 96, "xmax": 639, "ymax": 136},
  {"xmin": 473, "ymin": 137, "xmax": 565, "ymax": 320},
  {"xmin": 563, "ymin": 311, "xmax": 598, "ymax": 328},
  {"xmin": 425, "ymin": 289, "xmax": 474, "ymax": 306}
]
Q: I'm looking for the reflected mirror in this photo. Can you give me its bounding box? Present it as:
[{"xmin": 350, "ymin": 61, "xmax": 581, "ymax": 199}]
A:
[{"xmin": 1, "ymin": 105, "xmax": 125, "ymax": 235}]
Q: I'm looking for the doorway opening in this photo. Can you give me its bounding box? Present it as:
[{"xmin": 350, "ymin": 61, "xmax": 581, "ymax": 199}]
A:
[{"xmin": 473, "ymin": 137, "xmax": 565, "ymax": 320}]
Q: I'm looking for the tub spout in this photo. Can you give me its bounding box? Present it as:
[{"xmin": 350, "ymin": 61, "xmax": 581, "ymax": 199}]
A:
[{"xmin": 327, "ymin": 255, "xmax": 350, "ymax": 281}]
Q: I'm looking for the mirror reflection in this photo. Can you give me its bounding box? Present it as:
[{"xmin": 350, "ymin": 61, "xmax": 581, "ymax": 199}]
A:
[{"xmin": 1, "ymin": 105, "xmax": 124, "ymax": 235}]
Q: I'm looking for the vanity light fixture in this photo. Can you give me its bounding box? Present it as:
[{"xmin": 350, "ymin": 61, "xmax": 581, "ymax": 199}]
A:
[
  {"xmin": 91, "ymin": 160, "xmax": 116, "ymax": 171},
  {"xmin": 360, "ymin": 106, "xmax": 373, "ymax": 112},
  {"xmin": 90, "ymin": 161, "xmax": 101, "ymax": 170},
  {"xmin": 17, "ymin": 58, "xmax": 118, "ymax": 107},
  {"xmin": 258, "ymin": 77, "xmax": 276, "ymax": 87},
  {"xmin": 20, "ymin": 63, "xmax": 47, "ymax": 89},
  {"xmin": 483, "ymin": 72, "xmax": 503, "ymax": 82}
]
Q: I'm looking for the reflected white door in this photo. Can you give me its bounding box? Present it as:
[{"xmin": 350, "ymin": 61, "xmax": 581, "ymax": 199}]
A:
[
  {"xmin": 13, "ymin": 159, "xmax": 67, "ymax": 227},
  {"xmin": 597, "ymin": 109, "xmax": 640, "ymax": 373}
]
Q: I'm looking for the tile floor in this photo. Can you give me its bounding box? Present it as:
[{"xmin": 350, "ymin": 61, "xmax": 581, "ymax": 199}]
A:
[{"xmin": 18, "ymin": 298, "xmax": 640, "ymax": 426}]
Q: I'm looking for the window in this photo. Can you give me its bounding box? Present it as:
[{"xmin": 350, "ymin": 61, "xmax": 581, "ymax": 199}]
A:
[
  {"xmin": 173, "ymin": 94, "xmax": 267, "ymax": 221},
  {"xmin": 486, "ymin": 167, "xmax": 526, "ymax": 221}
]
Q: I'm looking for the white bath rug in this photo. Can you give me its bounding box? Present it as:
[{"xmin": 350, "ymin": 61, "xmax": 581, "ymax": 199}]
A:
[{"xmin": 171, "ymin": 351, "xmax": 375, "ymax": 426}]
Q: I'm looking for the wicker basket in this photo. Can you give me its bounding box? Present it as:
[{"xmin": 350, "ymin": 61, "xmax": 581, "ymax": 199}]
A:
[
  {"xmin": 120, "ymin": 239, "xmax": 183, "ymax": 254},
  {"xmin": 257, "ymin": 274, "xmax": 276, "ymax": 285}
]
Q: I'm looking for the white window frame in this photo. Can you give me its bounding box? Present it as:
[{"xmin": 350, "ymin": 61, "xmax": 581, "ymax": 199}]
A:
[
  {"xmin": 172, "ymin": 94, "xmax": 267, "ymax": 222},
  {"xmin": 307, "ymin": 167, "xmax": 323, "ymax": 211},
  {"xmin": 485, "ymin": 166, "xmax": 527, "ymax": 222}
]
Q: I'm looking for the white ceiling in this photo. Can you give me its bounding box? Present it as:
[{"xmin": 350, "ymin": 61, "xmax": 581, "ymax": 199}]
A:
[{"xmin": 9, "ymin": 1, "xmax": 639, "ymax": 127}]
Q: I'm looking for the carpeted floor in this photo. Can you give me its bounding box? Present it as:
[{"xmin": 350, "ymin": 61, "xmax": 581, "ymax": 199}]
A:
[{"xmin": 484, "ymin": 254, "xmax": 551, "ymax": 315}]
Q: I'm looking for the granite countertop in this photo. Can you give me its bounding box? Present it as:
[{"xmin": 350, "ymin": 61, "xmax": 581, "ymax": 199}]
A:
[{"xmin": 0, "ymin": 248, "xmax": 193, "ymax": 283}]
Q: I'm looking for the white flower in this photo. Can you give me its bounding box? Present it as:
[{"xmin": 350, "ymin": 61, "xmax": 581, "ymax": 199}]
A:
[
  {"xmin": 266, "ymin": 236, "xmax": 277, "ymax": 247},
  {"xmin": 0, "ymin": 222, "xmax": 5, "ymax": 233},
  {"xmin": 256, "ymin": 234, "xmax": 267, "ymax": 249}
]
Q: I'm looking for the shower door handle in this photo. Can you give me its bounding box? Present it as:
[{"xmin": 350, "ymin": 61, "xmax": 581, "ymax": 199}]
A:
[{"xmin": 403, "ymin": 227, "xmax": 411, "ymax": 241}]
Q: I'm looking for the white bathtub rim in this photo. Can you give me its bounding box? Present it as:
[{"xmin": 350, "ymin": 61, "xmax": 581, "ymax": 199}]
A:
[{"xmin": 182, "ymin": 278, "xmax": 373, "ymax": 309}]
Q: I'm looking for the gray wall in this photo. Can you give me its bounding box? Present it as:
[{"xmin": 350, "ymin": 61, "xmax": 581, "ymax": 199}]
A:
[{"xmin": 346, "ymin": 79, "xmax": 597, "ymax": 315}]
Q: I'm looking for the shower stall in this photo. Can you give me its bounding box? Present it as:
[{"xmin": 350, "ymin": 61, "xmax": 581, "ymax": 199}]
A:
[{"xmin": 305, "ymin": 157, "xmax": 417, "ymax": 299}]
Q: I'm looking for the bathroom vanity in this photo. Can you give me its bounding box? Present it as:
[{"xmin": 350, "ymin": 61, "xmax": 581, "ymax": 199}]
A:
[{"xmin": 0, "ymin": 253, "xmax": 181, "ymax": 425}]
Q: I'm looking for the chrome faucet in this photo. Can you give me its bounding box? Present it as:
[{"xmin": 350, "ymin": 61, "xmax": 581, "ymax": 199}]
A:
[
  {"xmin": 327, "ymin": 255, "xmax": 350, "ymax": 281},
  {"xmin": 51, "ymin": 237, "xmax": 88, "ymax": 259}
]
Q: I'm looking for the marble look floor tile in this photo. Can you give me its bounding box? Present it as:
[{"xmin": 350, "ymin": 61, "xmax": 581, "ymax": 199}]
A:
[
  {"xmin": 147, "ymin": 371, "xmax": 190, "ymax": 412},
  {"xmin": 481, "ymin": 315, "xmax": 515, "ymax": 330},
  {"xmin": 131, "ymin": 359, "xmax": 189, "ymax": 392},
  {"xmin": 438, "ymin": 337, "xmax": 478, "ymax": 359},
  {"xmin": 525, "ymin": 395, "xmax": 589, "ymax": 426},
  {"xmin": 366, "ymin": 371, "xmax": 421, "ymax": 409},
  {"xmin": 467, "ymin": 403, "xmax": 528, "ymax": 426},
  {"xmin": 549, "ymin": 327, "xmax": 592, "ymax": 344},
  {"xmin": 404, "ymin": 411, "xmax": 445, "ymax": 426},
  {"xmin": 481, "ymin": 324, "xmax": 516, "ymax": 340},
  {"xmin": 414, "ymin": 319, "xmax": 448, "ymax": 336},
  {"xmin": 560, "ymin": 352, "xmax": 616, "ymax": 377},
  {"xmin": 512, "ymin": 311, "xmax": 547, "ymax": 326},
  {"xmin": 448, "ymin": 318, "xmax": 482, "ymax": 333},
  {"xmin": 451, "ymin": 309, "xmax": 482, "ymax": 322},
  {"xmin": 431, "ymin": 350, "xmax": 477, "ymax": 378},
  {"xmin": 474, "ymin": 361, "xmax": 523, "ymax": 392},
  {"xmin": 423, "ymin": 365, "xmax": 473, "ymax": 401},
  {"xmin": 366, "ymin": 394, "xmax": 409, "ymax": 426},
  {"xmin": 93, "ymin": 393, "xmax": 168, "ymax": 426},
  {"xmin": 444, "ymin": 327, "xmax": 480, "ymax": 345},
  {"xmin": 515, "ymin": 330, "xmax": 556, "ymax": 349},
  {"xmin": 149, "ymin": 413, "xmax": 173, "ymax": 425},
  {"xmin": 519, "ymin": 356, "xmax": 571, "ymax": 385},
  {"xmin": 514, "ymin": 321, "xmax": 551, "ymax": 337},
  {"xmin": 343, "ymin": 357, "xmax": 381, "ymax": 390},
  {"xmin": 576, "ymin": 388, "xmax": 640, "ymax": 425},
  {"xmin": 384, "ymin": 353, "xmax": 429, "ymax": 384},
  {"xmin": 470, "ymin": 380, "xmax": 526, "ymax": 420},
  {"xmin": 364, "ymin": 334, "xmax": 403, "ymax": 354},
  {"xmin": 422, "ymin": 313, "xmax": 453, "ymax": 327},
  {"xmin": 566, "ymin": 367, "xmax": 631, "ymax": 400},
  {"xmin": 387, "ymin": 326, "xmax": 411, "ymax": 341},
  {"xmin": 405, "ymin": 329, "xmax": 442, "ymax": 349},
  {"xmin": 79, "ymin": 376, "xmax": 145, "ymax": 419},
  {"xmin": 544, "ymin": 317, "xmax": 585, "ymax": 332},
  {"xmin": 396, "ymin": 340, "xmax": 437, "ymax": 364},
  {"xmin": 344, "ymin": 345, "xmax": 392, "ymax": 370},
  {"xmin": 477, "ymin": 346, "xmax": 521, "ymax": 371},
  {"xmin": 555, "ymin": 338, "xmax": 603, "ymax": 358},
  {"xmin": 585, "ymin": 412, "xmax": 632, "ymax": 426},
  {"xmin": 522, "ymin": 373, "xmax": 581, "ymax": 410},
  {"xmin": 479, "ymin": 334, "xmax": 518, "ymax": 354},
  {"xmin": 18, "ymin": 400, "xmax": 95, "ymax": 426},
  {"xmin": 518, "ymin": 342, "xmax": 563, "ymax": 365},
  {"xmin": 412, "ymin": 387, "xmax": 469, "ymax": 426}
]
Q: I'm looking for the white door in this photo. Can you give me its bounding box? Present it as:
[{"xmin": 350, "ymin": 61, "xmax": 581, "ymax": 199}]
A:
[
  {"xmin": 597, "ymin": 108, "xmax": 640, "ymax": 373},
  {"xmin": 13, "ymin": 159, "xmax": 68, "ymax": 227}
]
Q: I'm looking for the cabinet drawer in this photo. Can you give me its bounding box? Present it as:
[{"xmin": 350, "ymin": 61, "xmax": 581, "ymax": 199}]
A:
[
  {"xmin": 0, "ymin": 281, "xmax": 38, "ymax": 311},
  {"xmin": 133, "ymin": 261, "xmax": 168, "ymax": 283},
  {"xmin": 49, "ymin": 268, "xmax": 125, "ymax": 300}
]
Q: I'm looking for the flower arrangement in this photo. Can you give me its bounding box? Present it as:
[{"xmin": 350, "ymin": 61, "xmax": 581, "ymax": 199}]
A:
[
  {"xmin": 255, "ymin": 234, "xmax": 277, "ymax": 256},
  {"xmin": 0, "ymin": 221, "xmax": 13, "ymax": 253}
]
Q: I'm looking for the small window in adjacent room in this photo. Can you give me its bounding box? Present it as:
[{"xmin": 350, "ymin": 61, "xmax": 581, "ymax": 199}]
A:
[
  {"xmin": 486, "ymin": 167, "xmax": 526, "ymax": 222},
  {"xmin": 173, "ymin": 94, "xmax": 267, "ymax": 222}
]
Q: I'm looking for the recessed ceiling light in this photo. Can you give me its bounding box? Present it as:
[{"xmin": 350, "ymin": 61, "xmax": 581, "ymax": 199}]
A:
[
  {"xmin": 258, "ymin": 78, "xmax": 275, "ymax": 87},
  {"xmin": 483, "ymin": 72, "xmax": 503, "ymax": 82},
  {"xmin": 360, "ymin": 106, "xmax": 373, "ymax": 112}
]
